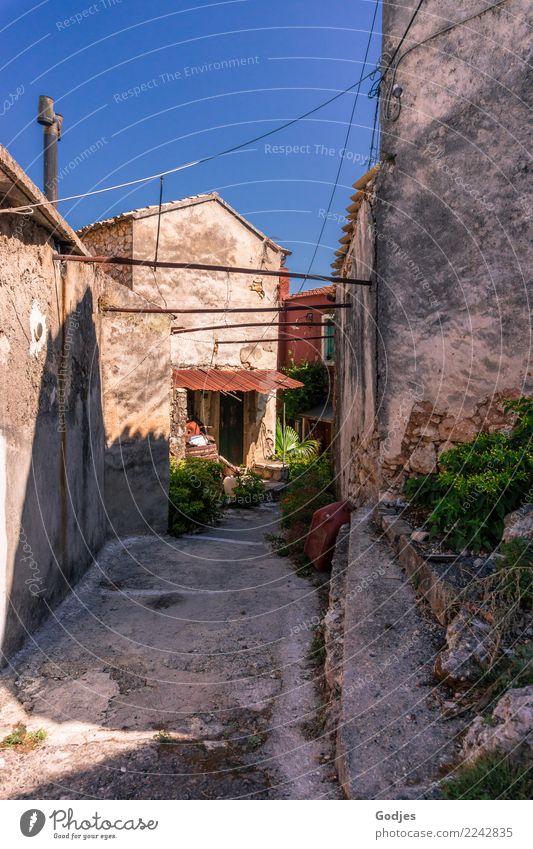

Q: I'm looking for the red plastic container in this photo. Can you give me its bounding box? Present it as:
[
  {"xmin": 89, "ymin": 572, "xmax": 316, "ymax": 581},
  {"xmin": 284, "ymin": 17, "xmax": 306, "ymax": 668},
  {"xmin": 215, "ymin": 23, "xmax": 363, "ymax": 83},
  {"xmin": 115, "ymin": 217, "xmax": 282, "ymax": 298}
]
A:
[{"xmin": 304, "ymin": 501, "xmax": 351, "ymax": 572}]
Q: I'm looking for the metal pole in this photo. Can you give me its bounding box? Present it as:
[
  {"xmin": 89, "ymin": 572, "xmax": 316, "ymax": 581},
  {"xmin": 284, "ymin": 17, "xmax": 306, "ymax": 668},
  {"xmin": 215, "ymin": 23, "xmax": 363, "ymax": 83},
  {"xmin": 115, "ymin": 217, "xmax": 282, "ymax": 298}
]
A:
[
  {"xmin": 43, "ymin": 123, "xmax": 59, "ymax": 202},
  {"xmin": 53, "ymin": 254, "xmax": 370, "ymax": 287},
  {"xmin": 103, "ymin": 304, "xmax": 351, "ymax": 315},
  {"xmin": 37, "ymin": 96, "xmax": 63, "ymax": 203},
  {"xmin": 282, "ymin": 401, "xmax": 286, "ymax": 467}
]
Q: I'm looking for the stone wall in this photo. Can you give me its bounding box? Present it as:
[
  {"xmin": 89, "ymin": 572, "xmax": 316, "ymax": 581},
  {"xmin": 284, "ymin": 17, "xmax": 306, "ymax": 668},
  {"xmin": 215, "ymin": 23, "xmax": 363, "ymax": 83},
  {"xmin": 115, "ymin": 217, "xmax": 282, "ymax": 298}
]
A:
[
  {"xmin": 336, "ymin": 0, "xmax": 532, "ymax": 503},
  {"xmin": 80, "ymin": 218, "xmax": 133, "ymax": 289},
  {"xmin": 170, "ymin": 388, "xmax": 187, "ymax": 459}
]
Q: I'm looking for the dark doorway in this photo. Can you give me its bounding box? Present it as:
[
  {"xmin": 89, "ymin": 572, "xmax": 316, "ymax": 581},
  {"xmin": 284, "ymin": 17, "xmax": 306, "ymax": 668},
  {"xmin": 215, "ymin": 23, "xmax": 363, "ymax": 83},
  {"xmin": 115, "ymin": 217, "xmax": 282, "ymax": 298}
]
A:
[{"xmin": 219, "ymin": 392, "xmax": 244, "ymax": 465}]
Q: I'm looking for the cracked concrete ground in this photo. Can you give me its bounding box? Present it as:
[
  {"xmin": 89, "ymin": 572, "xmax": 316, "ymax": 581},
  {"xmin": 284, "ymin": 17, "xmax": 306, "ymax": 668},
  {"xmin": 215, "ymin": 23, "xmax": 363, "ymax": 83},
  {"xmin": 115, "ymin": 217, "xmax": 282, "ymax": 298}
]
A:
[{"xmin": 0, "ymin": 504, "xmax": 340, "ymax": 799}]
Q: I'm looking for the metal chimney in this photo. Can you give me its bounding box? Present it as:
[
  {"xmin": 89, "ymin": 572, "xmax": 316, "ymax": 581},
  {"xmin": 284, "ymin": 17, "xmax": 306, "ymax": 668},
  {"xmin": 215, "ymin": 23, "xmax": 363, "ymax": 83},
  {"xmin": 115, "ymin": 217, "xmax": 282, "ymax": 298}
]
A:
[{"xmin": 37, "ymin": 95, "xmax": 63, "ymax": 202}]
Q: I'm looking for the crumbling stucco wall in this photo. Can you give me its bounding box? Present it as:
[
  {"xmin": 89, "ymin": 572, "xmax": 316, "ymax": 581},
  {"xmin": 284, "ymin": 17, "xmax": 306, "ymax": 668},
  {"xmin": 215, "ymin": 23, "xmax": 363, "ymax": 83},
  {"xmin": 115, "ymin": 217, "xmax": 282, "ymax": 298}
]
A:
[
  {"xmin": 133, "ymin": 197, "xmax": 283, "ymax": 464},
  {"xmin": 0, "ymin": 211, "xmax": 108, "ymax": 660},
  {"xmin": 0, "ymin": 159, "xmax": 170, "ymax": 660},
  {"xmin": 335, "ymin": 190, "xmax": 378, "ymax": 503},
  {"xmin": 99, "ymin": 285, "xmax": 171, "ymax": 537},
  {"xmin": 337, "ymin": 0, "xmax": 532, "ymax": 502}
]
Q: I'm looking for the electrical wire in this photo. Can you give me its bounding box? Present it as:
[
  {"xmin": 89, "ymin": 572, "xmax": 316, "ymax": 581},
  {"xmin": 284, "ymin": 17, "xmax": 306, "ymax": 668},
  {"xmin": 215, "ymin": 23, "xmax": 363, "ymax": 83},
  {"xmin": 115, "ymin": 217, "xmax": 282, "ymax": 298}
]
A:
[
  {"xmin": 296, "ymin": 0, "xmax": 380, "ymax": 293},
  {"xmin": 377, "ymin": 0, "xmax": 509, "ymax": 122},
  {"xmin": 0, "ymin": 70, "xmax": 383, "ymax": 216}
]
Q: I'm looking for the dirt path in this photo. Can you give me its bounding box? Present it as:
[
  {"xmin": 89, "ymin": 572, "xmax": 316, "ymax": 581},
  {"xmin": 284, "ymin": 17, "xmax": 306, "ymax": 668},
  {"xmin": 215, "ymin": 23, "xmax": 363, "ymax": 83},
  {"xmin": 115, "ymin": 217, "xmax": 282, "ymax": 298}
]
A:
[{"xmin": 0, "ymin": 504, "xmax": 340, "ymax": 800}]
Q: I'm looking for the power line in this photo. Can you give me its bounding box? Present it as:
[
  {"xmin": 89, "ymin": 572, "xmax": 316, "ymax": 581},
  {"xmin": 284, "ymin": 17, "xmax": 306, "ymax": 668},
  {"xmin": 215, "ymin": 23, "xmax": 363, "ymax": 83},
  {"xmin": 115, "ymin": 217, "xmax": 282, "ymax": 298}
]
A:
[
  {"xmin": 386, "ymin": 0, "xmax": 426, "ymax": 69},
  {"xmin": 297, "ymin": 0, "xmax": 381, "ymax": 293},
  {"xmin": 0, "ymin": 71, "xmax": 383, "ymax": 216}
]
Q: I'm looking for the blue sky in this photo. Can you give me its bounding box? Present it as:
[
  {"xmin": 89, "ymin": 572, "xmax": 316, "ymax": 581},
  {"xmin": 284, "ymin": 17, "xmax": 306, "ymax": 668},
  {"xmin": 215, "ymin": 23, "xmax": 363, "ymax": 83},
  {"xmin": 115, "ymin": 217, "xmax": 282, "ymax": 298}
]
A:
[{"xmin": 1, "ymin": 0, "xmax": 382, "ymax": 284}]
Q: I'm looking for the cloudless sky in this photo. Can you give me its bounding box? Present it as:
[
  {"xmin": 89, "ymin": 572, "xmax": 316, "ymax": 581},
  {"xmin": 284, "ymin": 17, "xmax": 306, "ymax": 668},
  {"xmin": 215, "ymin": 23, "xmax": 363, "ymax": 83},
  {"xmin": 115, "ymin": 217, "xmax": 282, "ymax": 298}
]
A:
[{"xmin": 1, "ymin": 0, "xmax": 382, "ymax": 286}]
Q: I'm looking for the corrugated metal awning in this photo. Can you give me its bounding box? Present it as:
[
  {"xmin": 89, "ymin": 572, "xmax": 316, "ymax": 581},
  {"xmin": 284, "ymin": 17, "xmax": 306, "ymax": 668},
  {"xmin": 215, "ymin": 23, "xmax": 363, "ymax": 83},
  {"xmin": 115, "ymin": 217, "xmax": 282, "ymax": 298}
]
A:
[{"xmin": 173, "ymin": 368, "xmax": 303, "ymax": 394}]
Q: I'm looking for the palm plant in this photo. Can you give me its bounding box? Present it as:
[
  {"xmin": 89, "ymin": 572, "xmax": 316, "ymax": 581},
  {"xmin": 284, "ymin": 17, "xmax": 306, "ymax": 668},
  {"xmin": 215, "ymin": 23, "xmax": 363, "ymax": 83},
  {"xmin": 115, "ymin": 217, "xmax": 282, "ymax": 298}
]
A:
[{"xmin": 275, "ymin": 419, "xmax": 319, "ymax": 461}]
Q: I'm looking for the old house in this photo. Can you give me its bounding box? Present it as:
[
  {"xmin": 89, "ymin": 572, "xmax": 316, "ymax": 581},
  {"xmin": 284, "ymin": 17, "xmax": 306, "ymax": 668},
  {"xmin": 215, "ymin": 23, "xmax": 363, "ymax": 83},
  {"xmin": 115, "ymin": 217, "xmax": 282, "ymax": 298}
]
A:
[
  {"xmin": 334, "ymin": 0, "xmax": 531, "ymax": 504},
  {"xmin": 277, "ymin": 283, "xmax": 336, "ymax": 450},
  {"xmin": 0, "ymin": 144, "xmax": 170, "ymax": 661},
  {"xmin": 79, "ymin": 193, "xmax": 296, "ymax": 469},
  {"xmin": 277, "ymin": 283, "xmax": 336, "ymax": 368}
]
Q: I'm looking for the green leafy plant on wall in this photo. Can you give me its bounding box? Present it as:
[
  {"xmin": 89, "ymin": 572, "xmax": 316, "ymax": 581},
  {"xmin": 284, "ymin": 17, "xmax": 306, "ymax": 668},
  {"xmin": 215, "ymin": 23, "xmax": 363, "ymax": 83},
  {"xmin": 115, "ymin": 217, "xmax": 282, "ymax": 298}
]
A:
[
  {"xmin": 275, "ymin": 420, "xmax": 319, "ymax": 461},
  {"xmin": 405, "ymin": 398, "xmax": 533, "ymax": 551},
  {"xmin": 278, "ymin": 360, "xmax": 330, "ymax": 423},
  {"xmin": 168, "ymin": 458, "xmax": 224, "ymax": 536}
]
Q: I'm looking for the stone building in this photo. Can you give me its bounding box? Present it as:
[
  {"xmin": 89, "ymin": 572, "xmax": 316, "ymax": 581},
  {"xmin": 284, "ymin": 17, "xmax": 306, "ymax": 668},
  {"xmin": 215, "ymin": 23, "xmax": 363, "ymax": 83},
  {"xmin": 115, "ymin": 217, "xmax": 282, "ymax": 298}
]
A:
[
  {"xmin": 80, "ymin": 194, "xmax": 291, "ymax": 468},
  {"xmin": 277, "ymin": 283, "xmax": 336, "ymax": 451},
  {"xmin": 0, "ymin": 144, "xmax": 170, "ymax": 661},
  {"xmin": 334, "ymin": 0, "xmax": 532, "ymax": 503}
]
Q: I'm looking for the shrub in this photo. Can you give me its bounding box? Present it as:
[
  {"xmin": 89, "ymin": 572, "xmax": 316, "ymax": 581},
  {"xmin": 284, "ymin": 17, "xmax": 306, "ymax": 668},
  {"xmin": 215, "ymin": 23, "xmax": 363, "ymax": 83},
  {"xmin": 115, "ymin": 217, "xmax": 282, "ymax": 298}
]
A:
[
  {"xmin": 0, "ymin": 723, "xmax": 47, "ymax": 749},
  {"xmin": 486, "ymin": 539, "xmax": 533, "ymax": 618},
  {"xmin": 278, "ymin": 454, "xmax": 335, "ymax": 571},
  {"xmin": 404, "ymin": 398, "xmax": 533, "ymax": 551},
  {"xmin": 232, "ymin": 469, "xmax": 266, "ymax": 508},
  {"xmin": 479, "ymin": 642, "xmax": 533, "ymax": 707},
  {"xmin": 441, "ymin": 753, "xmax": 532, "ymax": 800},
  {"xmin": 168, "ymin": 458, "xmax": 224, "ymax": 536},
  {"xmin": 278, "ymin": 360, "xmax": 330, "ymax": 422}
]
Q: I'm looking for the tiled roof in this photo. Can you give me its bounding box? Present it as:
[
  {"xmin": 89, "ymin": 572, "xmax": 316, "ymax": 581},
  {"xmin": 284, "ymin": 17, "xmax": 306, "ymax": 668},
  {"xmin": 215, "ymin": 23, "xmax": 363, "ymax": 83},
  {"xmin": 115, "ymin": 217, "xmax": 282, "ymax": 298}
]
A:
[
  {"xmin": 331, "ymin": 164, "xmax": 380, "ymax": 274},
  {"xmin": 286, "ymin": 284, "xmax": 335, "ymax": 300},
  {"xmin": 78, "ymin": 192, "xmax": 290, "ymax": 254}
]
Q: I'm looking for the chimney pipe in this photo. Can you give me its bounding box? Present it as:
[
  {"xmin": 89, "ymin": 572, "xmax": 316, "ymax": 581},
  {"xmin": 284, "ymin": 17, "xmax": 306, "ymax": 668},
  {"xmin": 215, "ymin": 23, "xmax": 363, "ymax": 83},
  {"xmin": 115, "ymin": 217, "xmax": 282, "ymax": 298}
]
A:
[{"xmin": 37, "ymin": 95, "xmax": 63, "ymax": 202}]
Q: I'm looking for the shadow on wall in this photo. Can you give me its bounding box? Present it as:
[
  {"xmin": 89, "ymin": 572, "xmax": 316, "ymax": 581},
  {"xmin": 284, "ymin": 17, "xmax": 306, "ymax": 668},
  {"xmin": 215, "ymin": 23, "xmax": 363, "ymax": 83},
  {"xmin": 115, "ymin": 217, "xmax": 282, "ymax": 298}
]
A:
[
  {"xmin": 1, "ymin": 289, "xmax": 169, "ymax": 662},
  {"xmin": 2, "ymin": 289, "xmax": 105, "ymax": 662},
  {"xmin": 103, "ymin": 425, "xmax": 170, "ymax": 539}
]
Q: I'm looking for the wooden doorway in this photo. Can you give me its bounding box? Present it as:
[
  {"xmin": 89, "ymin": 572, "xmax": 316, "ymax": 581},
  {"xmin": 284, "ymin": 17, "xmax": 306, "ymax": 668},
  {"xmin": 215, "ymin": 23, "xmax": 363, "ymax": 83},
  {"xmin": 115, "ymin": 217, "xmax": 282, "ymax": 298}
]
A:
[{"xmin": 219, "ymin": 392, "xmax": 244, "ymax": 465}]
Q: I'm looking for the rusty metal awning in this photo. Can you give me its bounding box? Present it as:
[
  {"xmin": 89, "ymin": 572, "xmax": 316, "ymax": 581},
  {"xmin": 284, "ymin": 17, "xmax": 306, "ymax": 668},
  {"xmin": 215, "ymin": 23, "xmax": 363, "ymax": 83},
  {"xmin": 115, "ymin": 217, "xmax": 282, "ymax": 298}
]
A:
[{"xmin": 173, "ymin": 368, "xmax": 303, "ymax": 394}]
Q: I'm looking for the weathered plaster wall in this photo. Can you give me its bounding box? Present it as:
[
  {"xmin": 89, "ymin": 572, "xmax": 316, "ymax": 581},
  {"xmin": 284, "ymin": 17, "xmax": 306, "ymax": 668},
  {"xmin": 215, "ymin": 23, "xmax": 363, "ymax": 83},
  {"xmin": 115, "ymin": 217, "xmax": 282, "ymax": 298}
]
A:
[
  {"xmin": 130, "ymin": 199, "xmax": 282, "ymax": 366},
  {"xmin": 0, "ymin": 199, "xmax": 170, "ymax": 660},
  {"xmin": 99, "ymin": 285, "xmax": 171, "ymax": 537},
  {"xmin": 131, "ymin": 198, "xmax": 283, "ymax": 464},
  {"xmin": 337, "ymin": 0, "xmax": 532, "ymax": 502},
  {"xmin": 0, "ymin": 212, "xmax": 107, "ymax": 660},
  {"xmin": 335, "ymin": 193, "xmax": 378, "ymax": 502}
]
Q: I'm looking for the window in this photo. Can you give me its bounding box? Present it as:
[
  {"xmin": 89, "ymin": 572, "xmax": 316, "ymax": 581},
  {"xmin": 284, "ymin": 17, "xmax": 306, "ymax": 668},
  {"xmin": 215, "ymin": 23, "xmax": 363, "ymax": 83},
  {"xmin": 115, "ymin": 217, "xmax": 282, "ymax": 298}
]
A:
[{"xmin": 323, "ymin": 316, "xmax": 335, "ymax": 362}]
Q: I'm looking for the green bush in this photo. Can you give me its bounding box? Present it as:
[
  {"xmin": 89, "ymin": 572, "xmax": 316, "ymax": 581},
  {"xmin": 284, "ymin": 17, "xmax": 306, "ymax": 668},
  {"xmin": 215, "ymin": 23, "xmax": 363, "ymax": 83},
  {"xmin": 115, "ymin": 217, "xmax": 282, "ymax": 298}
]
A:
[
  {"xmin": 480, "ymin": 642, "xmax": 533, "ymax": 706},
  {"xmin": 486, "ymin": 539, "xmax": 533, "ymax": 617},
  {"xmin": 278, "ymin": 360, "xmax": 330, "ymax": 422},
  {"xmin": 441, "ymin": 753, "xmax": 532, "ymax": 800},
  {"xmin": 278, "ymin": 454, "xmax": 335, "ymax": 571},
  {"xmin": 168, "ymin": 458, "xmax": 224, "ymax": 536},
  {"xmin": 404, "ymin": 398, "xmax": 533, "ymax": 551},
  {"xmin": 232, "ymin": 469, "xmax": 266, "ymax": 508}
]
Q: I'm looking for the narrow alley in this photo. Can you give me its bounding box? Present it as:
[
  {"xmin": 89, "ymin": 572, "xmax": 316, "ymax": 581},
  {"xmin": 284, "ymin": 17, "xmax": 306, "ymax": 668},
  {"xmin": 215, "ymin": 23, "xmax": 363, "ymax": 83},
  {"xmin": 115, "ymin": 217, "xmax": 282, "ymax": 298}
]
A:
[
  {"xmin": 0, "ymin": 504, "xmax": 338, "ymax": 800},
  {"xmin": 0, "ymin": 0, "xmax": 531, "ymax": 834}
]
